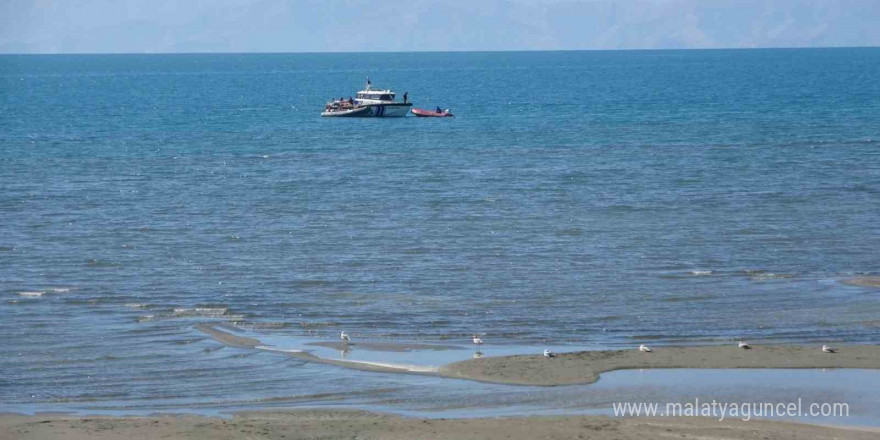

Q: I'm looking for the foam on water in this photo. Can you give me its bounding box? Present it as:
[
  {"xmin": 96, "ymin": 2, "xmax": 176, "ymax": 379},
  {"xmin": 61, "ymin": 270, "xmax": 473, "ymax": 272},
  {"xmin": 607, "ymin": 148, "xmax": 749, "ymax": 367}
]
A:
[
  {"xmin": 124, "ymin": 303, "xmax": 151, "ymax": 309},
  {"xmin": 748, "ymin": 271, "xmax": 796, "ymax": 281},
  {"xmin": 231, "ymin": 322, "xmax": 288, "ymax": 329},
  {"xmin": 18, "ymin": 291, "xmax": 45, "ymax": 297},
  {"xmin": 173, "ymin": 307, "xmax": 229, "ymax": 316}
]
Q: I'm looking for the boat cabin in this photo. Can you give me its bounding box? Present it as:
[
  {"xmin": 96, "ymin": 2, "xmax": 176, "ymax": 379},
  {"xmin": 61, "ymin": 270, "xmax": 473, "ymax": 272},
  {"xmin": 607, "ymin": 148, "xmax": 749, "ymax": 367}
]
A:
[{"xmin": 355, "ymin": 89, "xmax": 396, "ymax": 103}]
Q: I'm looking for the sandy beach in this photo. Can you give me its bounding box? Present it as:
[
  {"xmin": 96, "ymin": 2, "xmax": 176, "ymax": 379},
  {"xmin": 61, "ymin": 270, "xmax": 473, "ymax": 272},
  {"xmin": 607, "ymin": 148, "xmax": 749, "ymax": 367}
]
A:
[{"xmin": 3, "ymin": 410, "xmax": 879, "ymax": 440}]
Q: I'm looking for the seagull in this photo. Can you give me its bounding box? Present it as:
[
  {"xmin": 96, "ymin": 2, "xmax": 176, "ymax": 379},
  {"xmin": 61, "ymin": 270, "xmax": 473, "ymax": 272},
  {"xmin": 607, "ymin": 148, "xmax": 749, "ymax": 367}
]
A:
[
  {"xmin": 639, "ymin": 344, "xmax": 652, "ymax": 353},
  {"xmin": 738, "ymin": 341, "xmax": 751, "ymax": 349},
  {"xmin": 543, "ymin": 349, "xmax": 557, "ymax": 358},
  {"xmin": 473, "ymin": 334, "xmax": 484, "ymax": 346},
  {"xmin": 340, "ymin": 331, "xmax": 350, "ymax": 345},
  {"xmin": 822, "ymin": 345, "xmax": 837, "ymax": 353}
]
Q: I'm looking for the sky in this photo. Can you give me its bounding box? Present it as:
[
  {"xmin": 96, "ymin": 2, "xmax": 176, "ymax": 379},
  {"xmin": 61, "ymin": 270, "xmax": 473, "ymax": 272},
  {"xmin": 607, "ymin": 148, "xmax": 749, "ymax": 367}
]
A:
[{"xmin": 2, "ymin": 0, "xmax": 880, "ymax": 54}]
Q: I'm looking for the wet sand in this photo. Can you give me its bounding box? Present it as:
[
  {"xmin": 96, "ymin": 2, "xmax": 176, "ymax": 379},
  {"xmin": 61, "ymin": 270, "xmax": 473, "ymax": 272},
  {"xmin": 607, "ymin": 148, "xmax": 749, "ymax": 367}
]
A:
[
  {"xmin": 195, "ymin": 323, "xmax": 261, "ymax": 348},
  {"xmin": 3, "ymin": 410, "xmax": 878, "ymax": 440},
  {"xmin": 844, "ymin": 277, "xmax": 880, "ymax": 288},
  {"xmin": 198, "ymin": 323, "xmax": 880, "ymax": 386}
]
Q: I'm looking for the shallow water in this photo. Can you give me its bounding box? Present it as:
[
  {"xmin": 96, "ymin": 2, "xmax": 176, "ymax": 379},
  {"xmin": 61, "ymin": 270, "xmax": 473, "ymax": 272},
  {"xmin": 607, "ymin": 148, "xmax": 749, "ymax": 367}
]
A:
[{"xmin": 1, "ymin": 49, "xmax": 880, "ymax": 420}]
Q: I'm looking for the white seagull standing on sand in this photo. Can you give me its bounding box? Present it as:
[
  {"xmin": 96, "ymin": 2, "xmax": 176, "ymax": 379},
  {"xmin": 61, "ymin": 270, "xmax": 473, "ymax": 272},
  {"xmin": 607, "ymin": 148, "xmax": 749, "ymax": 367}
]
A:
[
  {"xmin": 822, "ymin": 345, "xmax": 838, "ymax": 353},
  {"xmin": 639, "ymin": 344, "xmax": 652, "ymax": 353},
  {"xmin": 340, "ymin": 331, "xmax": 350, "ymax": 345},
  {"xmin": 543, "ymin": 349, "xmax": 557, "ymax": 358},
  {"xmin": 738, "ymin": 341, "xmax": 751, "ymax": 349},
  {"xmin": 473, "ymin": 334, "xmax": 484, "ymax": 346}
]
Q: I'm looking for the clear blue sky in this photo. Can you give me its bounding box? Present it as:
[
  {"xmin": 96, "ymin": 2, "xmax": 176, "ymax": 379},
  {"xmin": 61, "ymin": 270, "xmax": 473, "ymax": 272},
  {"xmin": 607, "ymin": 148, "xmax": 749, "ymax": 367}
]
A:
[{"xmin": 2, "ymin": 0, "xmax": 879, "ymax": 54}]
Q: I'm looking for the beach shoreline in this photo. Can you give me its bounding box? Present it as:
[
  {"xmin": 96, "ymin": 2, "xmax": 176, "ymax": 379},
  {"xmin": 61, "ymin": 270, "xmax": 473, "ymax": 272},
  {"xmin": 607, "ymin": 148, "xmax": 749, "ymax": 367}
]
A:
[
  {"xmin": 197, "ymin": 323, "xmax": 880, "ymax": 386},
  {"xmin": 3, "ymin": 409, "xmax": 878, "ymax": 440}
]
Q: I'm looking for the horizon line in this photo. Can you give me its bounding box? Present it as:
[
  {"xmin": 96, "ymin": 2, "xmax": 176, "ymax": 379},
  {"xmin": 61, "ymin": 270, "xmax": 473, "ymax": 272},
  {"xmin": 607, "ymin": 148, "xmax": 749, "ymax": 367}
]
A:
[{"xmin": 1, "ymin": 45, "xmax": 878, "ymax": 56}]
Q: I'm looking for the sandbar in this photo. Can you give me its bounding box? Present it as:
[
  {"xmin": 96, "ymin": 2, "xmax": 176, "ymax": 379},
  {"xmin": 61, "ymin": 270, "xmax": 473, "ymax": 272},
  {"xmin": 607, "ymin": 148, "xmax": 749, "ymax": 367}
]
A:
[
  {"xmin": 194, "ymin": 325, "xmax": 438, "ymax": 375},
  {"xmin": 843, "ymin": 277, "xmax": 880, "ymax": 288},
  {"xmin": 440, "ymin": 344, "xmax": 880, "ymax": 386},
  {"xmin": 195, "ymin": 323, "xmax": 261, "ymax": 348}
]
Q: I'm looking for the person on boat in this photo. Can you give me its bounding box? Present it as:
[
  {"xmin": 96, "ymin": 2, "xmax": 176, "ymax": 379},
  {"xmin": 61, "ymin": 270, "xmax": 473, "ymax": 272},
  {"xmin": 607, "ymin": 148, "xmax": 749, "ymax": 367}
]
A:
[
  {"xmin": 403, "ymin": 92, "xmax": 408, "ymax": 104},
  {"xmin": 348, "ymin": 97, "xmax": 354, "ymax": 105},
  {"xmin": 436, "ymin": 106, "xmax": 442, "ymax": 113}
]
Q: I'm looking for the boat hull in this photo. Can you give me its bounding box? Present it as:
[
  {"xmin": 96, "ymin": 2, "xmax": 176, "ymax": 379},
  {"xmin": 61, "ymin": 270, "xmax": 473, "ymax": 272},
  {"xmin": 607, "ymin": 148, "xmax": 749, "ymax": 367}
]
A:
[
  {"xmin": 321, "ymin": 106, "xmax": 371, "ymax": 117},
  {"xmin": 363, "ymin": 103, "xmax": 411, "ymax": 117},
  {"xmin": 412, "ymin": 108, "xmax": 454, "ymax": 117}
]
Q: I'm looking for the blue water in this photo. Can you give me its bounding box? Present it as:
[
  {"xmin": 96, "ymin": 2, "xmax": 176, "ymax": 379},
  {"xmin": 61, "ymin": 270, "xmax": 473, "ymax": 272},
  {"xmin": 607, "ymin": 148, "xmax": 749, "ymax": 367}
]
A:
[{"xmin": 1, "ymin": 49, "xmax": 879, "ymax": 418}]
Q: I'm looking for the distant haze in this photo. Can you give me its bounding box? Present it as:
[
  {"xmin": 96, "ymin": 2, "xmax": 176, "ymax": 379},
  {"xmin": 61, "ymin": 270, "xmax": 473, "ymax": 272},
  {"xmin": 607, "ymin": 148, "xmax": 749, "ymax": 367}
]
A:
[{"xmin": 2, "ymin": 0, "xmax": 880, "ymax": 53}]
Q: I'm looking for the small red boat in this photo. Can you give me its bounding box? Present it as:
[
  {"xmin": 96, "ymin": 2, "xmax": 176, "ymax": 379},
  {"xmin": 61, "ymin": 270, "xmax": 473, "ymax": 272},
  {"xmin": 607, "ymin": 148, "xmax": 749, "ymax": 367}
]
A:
[{"xmin": 412, "ymin": 108, "xmax": 454, "ymax": 117}]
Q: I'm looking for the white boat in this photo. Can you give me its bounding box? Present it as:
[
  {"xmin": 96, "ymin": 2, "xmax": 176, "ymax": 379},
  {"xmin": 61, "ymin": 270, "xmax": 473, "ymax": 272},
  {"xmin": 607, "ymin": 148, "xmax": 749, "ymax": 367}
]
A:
[
  {"xmin": 321, "ymin": 101, "xmax": 371, "ymax": 117},
  {"xmin": 352, "ymin": 80, "xmax": 412, "ymax": 117}
]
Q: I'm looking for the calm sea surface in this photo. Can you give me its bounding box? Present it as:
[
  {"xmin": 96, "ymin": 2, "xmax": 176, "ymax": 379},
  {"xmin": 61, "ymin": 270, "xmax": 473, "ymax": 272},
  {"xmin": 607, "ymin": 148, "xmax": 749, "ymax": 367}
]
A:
[{"xmin": 1, "ymin": 49, "xmax": 879, "ymax": 414}]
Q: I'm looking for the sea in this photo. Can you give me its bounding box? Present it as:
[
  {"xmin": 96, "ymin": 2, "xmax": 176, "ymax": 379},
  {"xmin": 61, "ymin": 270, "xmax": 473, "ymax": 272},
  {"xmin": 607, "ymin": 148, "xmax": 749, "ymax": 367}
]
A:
[{"xmin": 1, "ymin": 49, "xmax": 879, "ymax": 420}]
